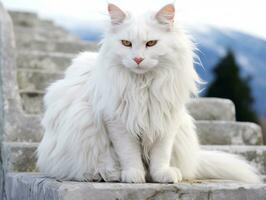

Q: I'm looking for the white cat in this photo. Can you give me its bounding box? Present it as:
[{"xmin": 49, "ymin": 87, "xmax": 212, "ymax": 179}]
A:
[{"xmin": 37, "ymin": 3, "xmax": 261, "ymax": 183}]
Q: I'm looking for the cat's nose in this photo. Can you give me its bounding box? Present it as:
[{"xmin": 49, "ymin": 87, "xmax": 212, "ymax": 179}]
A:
[{"xmin": 133, "ymin": 57, "xmax": 144, "ymax": 65}]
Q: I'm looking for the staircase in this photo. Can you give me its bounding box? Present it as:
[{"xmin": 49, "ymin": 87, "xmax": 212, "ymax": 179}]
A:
[{"xmin": 0, "ymin": 6, "xmax": 266, "ymax": 200}]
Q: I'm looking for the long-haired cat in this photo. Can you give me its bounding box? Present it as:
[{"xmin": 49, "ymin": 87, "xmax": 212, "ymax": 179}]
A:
[{"xmin": 37, "ymin": 3, "xmax": 261, "ymax": 183}]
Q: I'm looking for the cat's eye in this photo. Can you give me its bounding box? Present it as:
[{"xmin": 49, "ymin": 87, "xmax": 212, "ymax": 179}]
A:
[
  {"xmin": 146, "ymin": 40, "xmax": 158, "ymax": 47},
  {"xmin": 121, "ymin": 40, "xmax": 132, "ymax": 47}
]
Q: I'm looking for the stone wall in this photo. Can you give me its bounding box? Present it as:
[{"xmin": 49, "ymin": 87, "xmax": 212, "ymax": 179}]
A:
[{"xmin": 0, "ymin": 2, "xmax": 18, "ymax": 198}]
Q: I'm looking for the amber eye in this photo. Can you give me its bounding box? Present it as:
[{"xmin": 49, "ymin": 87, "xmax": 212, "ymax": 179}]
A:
[
  {"xmin": 121, "ymin": 40, "xmax": 132, "ymax": 47},
  {"xmin": 146, "ymin": 40, "xmax": 158, "ymax": 47}
]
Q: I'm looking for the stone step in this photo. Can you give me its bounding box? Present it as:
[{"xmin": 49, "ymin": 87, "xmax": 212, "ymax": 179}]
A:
[
  {"xmin": 17, "ymin": 69, "xmax": 63, "ymax": 91},
  {"xmin": 3, "ymin": 143, "xmax": 266, "ymax": 174},
  {"xmin": 9, "ymin": 11, "xmax": 38, "ymax": 27},
  {"xmin": 13, "ymin": 26, "xmax": 79, "ymax": 42},
  {"xmin": 9, "ymin": 11, "xmax": 54, "ymax": 28},
  {"xmin": 18, "ymin": 88, "xmax": 238, "ymax": 122},
  {"xmin": 16, "ymin": 51, "xmax": 73, "ymax": 71},
  {"xmin": 197, "ymin": 121, "xmax": 263, "ymax": 145},
  {"xmin": 187, "ymin": 98, "xmax": 235, "ymax": 121},
  {"xmin": 3, "ymin": 142, "xmax": 38, "ymax": 172},
  {"xmin": 20, "ymin": 90, "xmax": 45, "ymax": 115},
  {"xmin": 16, "ymin": 39, "xmax": 98, "ymax": 53},
  {"xmin": 5, "ymin": 114, "xmax": 261, "ymax": 144},
  {"xmin": 5, "ymin": 173, "xmax": 266, "ymax": 200}
]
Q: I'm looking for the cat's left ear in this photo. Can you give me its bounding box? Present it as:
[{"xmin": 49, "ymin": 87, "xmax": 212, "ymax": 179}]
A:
[
  {"xmin": 108, "ymin": 3, "xmax": 126, "ymax": 25},
  {"xmin": 155, "ymin": 4, "xmax": 175, "ymax": 24}
]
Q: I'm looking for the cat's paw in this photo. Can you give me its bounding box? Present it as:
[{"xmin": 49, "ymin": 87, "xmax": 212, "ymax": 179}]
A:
[
  {"xmin": 100, "ymin": 168, "xmax": 121, "ymax": 182},
  {"xmin": 83, "ymin": 172, "xmax": 102, "ymax": 182},
  {"xmin": 151, "ymin": 167, "xmax": 182, "ymax": 183},
  {"xmin": 121, "ymin": 168, "xmax": 146, "ymax": 183}
]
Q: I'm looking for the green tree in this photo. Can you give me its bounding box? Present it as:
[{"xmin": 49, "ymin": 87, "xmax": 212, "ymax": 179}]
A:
[{"xmin": 205, "ymin": 50, "xmax": 258, "ymax": 122}]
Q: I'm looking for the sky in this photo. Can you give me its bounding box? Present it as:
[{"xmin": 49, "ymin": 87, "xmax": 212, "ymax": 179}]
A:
[{"xmin": 2, "ymin": 0, "xmax": 266, "ymax": 40}]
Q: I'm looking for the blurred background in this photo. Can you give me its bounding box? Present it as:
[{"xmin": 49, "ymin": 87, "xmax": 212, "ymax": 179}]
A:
[{"xmin": 2, "ymin": 0, "xmax": 266, "ymax": 139}]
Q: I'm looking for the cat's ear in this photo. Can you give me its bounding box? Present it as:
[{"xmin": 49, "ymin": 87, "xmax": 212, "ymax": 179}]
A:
[
  {"xmin": 108, "ymin": 3, "xmax": 126, "ymax": 25},
  {"xmin": 155, "ymin": 4, "xmax": 175, "ymax": 24}
]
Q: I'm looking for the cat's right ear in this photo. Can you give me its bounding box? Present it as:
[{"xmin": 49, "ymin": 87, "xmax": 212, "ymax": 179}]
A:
[
  {"xmin": 155, "ymin": 4, "xmax": 175, "ymax": 25},
  {"xmin": 108, "ymin": 4, "xmax": 126, "ymax": 25}
]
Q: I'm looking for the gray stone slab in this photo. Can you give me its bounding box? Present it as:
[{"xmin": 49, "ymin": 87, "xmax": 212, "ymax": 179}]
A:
[
  {"xmin": 5, "ymin": 173, "xmax": 266, "ymax": 200},
  {"xmin": 20, "ymin": 91, "xmax": 44, "ymax": 114},
  {"xmin": 9, "ymin": 11, "xmax": 59, "ymax": 28},
  {"xmin": 2, "ymin": 142, "xmax": 38, "ymax": 172},
  {"xmin": 4, "ymin": 112, "xmax": 262, "ymax": 145},
  {"xmin": 13, "ymin": 26, "xmax": 78, "ymax": 42},
  {"xmin": 187, "ymin": 97, "xmax": 235, "ymax": 121},
  {"xmin": 197, "ymin": 121, "xmax": 263, "ymax": 145},
  {"xmin": 16, "ymin": 39, "xmax": 98, "ymax": 53},
  {"xmin": 18, "ymin": 93, "xmax": 238, "ymax": 120},
  {"xmin": 5, "ymin": 114, "xmax": 42, "ymax": 142},
  {"xmin": 3, "ymin": 142, "xmax": 266, "ymax": 175},
  {"xmin": 17, "ymin": 69, "xmax": 63, "ymax": 91},
  {"xmin": 0, "ymin": 3, "xmax": 20, "ymax": 198},
  {"xmin": 8, "ymin": 11, "xmax": 38, "ymax": 27},
  {"xmin": 17, "ymin": 51, "xmax": 73, "ymax": 71}
]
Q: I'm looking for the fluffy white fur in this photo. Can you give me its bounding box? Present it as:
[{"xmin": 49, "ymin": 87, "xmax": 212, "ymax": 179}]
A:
[{"xmin": 37, "ymin": 4, "xmax": 261, "ymax": 183}]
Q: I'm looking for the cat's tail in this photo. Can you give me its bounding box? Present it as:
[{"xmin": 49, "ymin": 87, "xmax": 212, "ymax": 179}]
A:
[{"xmin": 195, "ymin": 150, "xmax": 262, "ymax": 183}]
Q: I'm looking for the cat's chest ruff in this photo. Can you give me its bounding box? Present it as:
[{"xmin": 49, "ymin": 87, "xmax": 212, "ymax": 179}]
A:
[{"xmin": 118, "ymin": 83, "xmax": 173, "ymax": 137}]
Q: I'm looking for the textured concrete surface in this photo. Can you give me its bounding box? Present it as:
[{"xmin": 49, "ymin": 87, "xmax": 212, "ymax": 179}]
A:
[
  {"xmin": 3, "ymin": 142, "xmax": 266, "ymax": 175},
  {"xmin": 9, "ymin": 11, "xmax": 53, "ymax": 28},
  {"xmin": 17, "ymin": 69, "xmax": 63, "ymax": 91},
  {"xmin": 0, "ymin": 3, "xmax": 18, "ymax": 198},
  {"xmin": 13, "ymin": 25, "xmax": 78, "ymax": 42},
  {"xmin": 4, "ymin": 115, "xmax": 260, "ymax": 144},
  {"xmin": 197, "ymin": 121, "xmax": 263, "ymax": 145},
  {"xmin": 16, "ymin": 39, "xmax": 98, "ymax": 53},
  {"xmin": 17, "ymin": 51, "xmax": 73, "ymax": 71},
  {"xmin": 187, "ymin": 98, "xmax": 236, "ymax": 121},
  {"xmin": 2, "ymin": 143, "xmax": 38, "ymax": 173},
  {"xmin": 2, "ymin": 112, "xmax": 262, "ymax": 144},
  {"xmin": 5, "ymin": 173, "xmax": 266, "ymax": 200},
  {"xmin": 20, "ymin": 91, "xmax": 44, "ymax": 114}
]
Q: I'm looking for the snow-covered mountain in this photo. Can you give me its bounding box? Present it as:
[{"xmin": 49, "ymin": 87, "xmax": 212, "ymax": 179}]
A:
[{"xmin": 70, "ymin": 25, "xmax": 266, "ymax": 117}]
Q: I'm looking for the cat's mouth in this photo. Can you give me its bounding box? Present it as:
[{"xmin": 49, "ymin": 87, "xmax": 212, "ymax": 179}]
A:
[{"xmin": 129, "ymin": 66, "xmax": 151, "ymax": 74}]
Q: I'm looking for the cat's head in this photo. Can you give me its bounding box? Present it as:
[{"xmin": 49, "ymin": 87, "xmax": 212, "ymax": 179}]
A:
[{"xmin": 104, "ymin": 3, "xmax": 186, "ymax": 74}]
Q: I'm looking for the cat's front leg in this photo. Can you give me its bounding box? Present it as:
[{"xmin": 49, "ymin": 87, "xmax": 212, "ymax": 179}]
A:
[
  {"xmin": 149, "ymin": 131, "xmax": 182, "ymax": 183},
  {"xmin": 107, "ymin": 120, "xmax": 146, "ymax": 183}
]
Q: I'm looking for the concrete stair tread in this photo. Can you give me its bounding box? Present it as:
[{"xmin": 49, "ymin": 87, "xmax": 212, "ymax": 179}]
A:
[
  {"xmin": 17, "ymin": 50, "xmax": 75, "ymax": 57},
  {"xmin": 197, "ymin": 120, "xmax": 263, "ymax": 145},
  {"xmin": 187, "ymin": 98, "xmax": 235, "ymax": 121},
  {"xmin": 16, "ymin": 51, "xmax": 74, "ymax": 71},
  {"xmin": 13, "ymin": 25, "xmax": 79, "ymax": 42},
  {"xmin": 16, "ymin": 39, "xmax": 99, "ymax": 53},
  {"xmin": 9, "ymin": 11, "xmax": 54, "ymax": 28},
  {"xmin": 4, "ymin": 114, "xmax": 261, "ymax": 145},
  {"xmin": 9, "ymin": 11, "xmax": 38, "ymax": 27},
  {"xmin": 13, "ymin": 25, "xmax": 73, "ymax": 35},
  {"xmin": 17, "ymin": 69, "xmax": 64, "ymax": 92},
  {"xmin": 5, "ymin": 172, "xmax": 266, "ymax": 200},
  {"xmin": 3, "ymin": 143, "xmax": 266, "ymax": 174},
  {"xmin": 9, "ymin": 11, "xmax": 37, "ymax": 19},
  {"xmin": 18, "ymin": 89, "xmax": 239, "ymax": 122}
]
